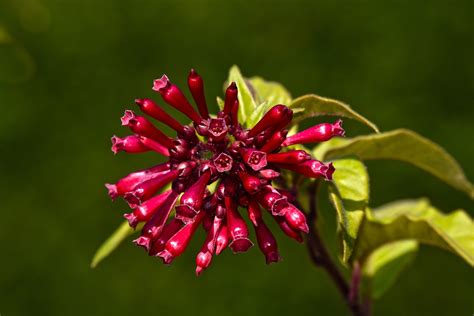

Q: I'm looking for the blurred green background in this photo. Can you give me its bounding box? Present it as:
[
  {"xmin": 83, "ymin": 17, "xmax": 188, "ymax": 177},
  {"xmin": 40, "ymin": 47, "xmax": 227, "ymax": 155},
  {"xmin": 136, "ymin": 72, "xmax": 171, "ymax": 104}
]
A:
[{"xmin": 0, "ymin": 0, "xmax": 472, "ymax": 315}]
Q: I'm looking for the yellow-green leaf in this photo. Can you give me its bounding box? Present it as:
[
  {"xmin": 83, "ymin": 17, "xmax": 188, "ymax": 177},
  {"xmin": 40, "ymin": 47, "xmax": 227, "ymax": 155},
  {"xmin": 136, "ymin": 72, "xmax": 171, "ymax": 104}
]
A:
[
  {"xmin": 247, "ymin": 76, "xmax": 292, "ymax": 106},
  {"xmin": 362, "ymin": 240, "xmax": 419, "ymax": 299},
  {"xmin": 351, "ymin": 199, "xmax": 474, "ymax": 266},
  {"xmin": 90, "ymin": 221, "xmax": 138, "ymax": 268},
  {"xmin": 325, "ymin": 129, "xmax": 474, "ymax": 198},
  {"xmin": 329, "ymin": 158, "xmax": 369, "ymax": 263},
  {"xmin": 289, "ymin": 94, "xmax": 379, "ymax": 133}
]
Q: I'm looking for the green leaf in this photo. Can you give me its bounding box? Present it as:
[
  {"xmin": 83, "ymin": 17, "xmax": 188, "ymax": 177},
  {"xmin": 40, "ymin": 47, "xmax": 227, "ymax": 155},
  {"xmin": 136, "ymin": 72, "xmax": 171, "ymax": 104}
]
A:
[
  {"xmin": 329, "ymin": 158, "xmax": 369, "ymax": 263},
  {"xmin": 289, "ymin": 94, "xmax": 379, "ymax": 133},
  {"xmin": 362, "ymin": 240, "xmax": 418, "ymax": 299},
  {"xmin": 351, "ymin": 199, "xmax": 474, "ymax": 266},
  {"xmin": 216, "ymin": 96, "xmax": 224, "ymax": 111},
  {"xmin": 324, "ymin": 129, "xmax": 474, "ymax": 198},
  {"xmin": 247, "ymin": 76, "xmax": 292, "ymax": 106},
  {"xmin": 226, "ymin": 65, "xmax": 258, "ymax": 126},
  {"xmin": 91, "ymin": 221, "xmax": 138, "ymax": 268}
]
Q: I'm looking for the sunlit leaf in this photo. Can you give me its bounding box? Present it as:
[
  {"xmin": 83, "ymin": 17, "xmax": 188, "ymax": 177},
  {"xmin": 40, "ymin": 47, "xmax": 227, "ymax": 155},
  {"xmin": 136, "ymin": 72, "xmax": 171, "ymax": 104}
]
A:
[
  {"xmin": 91, "ymin": 221, "xmax": 139, "ymax": 268},
  {"xmin": 362, "ymin": 240, "xmax": 418, "ymax": 298},
  {"xmin": 325, "ymin": 129, "xmax": 474, "ymax": 198},
  {"xmin": 329, "ymin": 158, "xmax": 369, "ymax": 263},
  {"xmin": 351, "ymin": 199, "xmax": 474, "ymax": 266},
  {"xmin": 247, "ymin": 76, "xmax": 292, "ymax": 106},
  {"xmin": 289, "ymin": 94, "xmax": 379, "ymax": 133}
]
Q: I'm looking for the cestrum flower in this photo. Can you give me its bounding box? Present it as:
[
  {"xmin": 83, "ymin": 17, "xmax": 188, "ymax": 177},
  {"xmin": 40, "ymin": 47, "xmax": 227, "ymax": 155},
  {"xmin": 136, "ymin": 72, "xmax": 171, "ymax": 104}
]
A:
[{"xmin": 106, "ymin": 69, "xmax": 345, "ymax": 275}]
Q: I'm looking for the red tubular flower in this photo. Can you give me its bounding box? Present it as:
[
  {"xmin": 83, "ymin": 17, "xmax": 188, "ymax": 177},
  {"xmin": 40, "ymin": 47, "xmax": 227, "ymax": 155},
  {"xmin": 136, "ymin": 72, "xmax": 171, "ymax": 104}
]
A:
[
  {"xmin": 283, "ymin": 119, "xmax": 345, "ymax": 146},
  {"xmin": 105, "ymin": 163, "xmax": 170, "ymax": 200},
  {"xmin": 248, "ymin": 105, "xmax": 292, "ymax": 137},
  {"xmin": 124, "ymin": 189, "xmax": 174, "ymax": 228},
  {"xmin": 195, "ymin": 215, "xmax": 222, "ymax": 275},
  {"xmin": 123, "ymin": 169, "xmax": 179, "ymax": 207},
  {"xmin": 238, "ymin": 171, "xmax": 263, "ymax": 194},
  {"xmin": 239, "ymin": 148, "xmax": 267, "ymax": 171},
  {"xmin": 149, "ymin": 218, "xmax": 183, "ymax": 256},
  {"xmin": 254, "ymin": 219, "xmax": 281, "ymax": 264},
  {"xmin": 225, "ymin": 197, "xmax": 253, "ymax": 253},
  {"xmin": 247, "ymin": 200, "xmax": 262, "ymax": 227},
  {"xmin": 134, "ymin": 191, "xmax": 180, "ymax": 251},
  {"xmin": 277, "ymin": 160, "xmax": 335, "ymax": 180},
  {"xmin": 267, "ymin": 150, "xmax": 311, "ymax": 164},
  {"xmin": 138, "ymin": 136, "xmax": 170, "ymax": 156},
  {"xmin": 111, "ymin": 135, "xmax": 149, "ymax": 154},
  {"xmin": 106, "ymin": 69, "xmax": 345, "ymax": 274},
  {"xmin": 187, "ymin": 69, "xmax": 209, "ymax": 119},
  {"xmin": 215, "ymin": 221, "xmax": 230, "ymax": 255},
  {"xmin": 260, "ymin": 130, "xmax": 288, "ymax": 153},
  {"xmin": 153, "ymin": 75, "xmax": 202, "ymax": 124},
  {"xmin": 156, "ymin": 212, "xmax": 205, "ymax": 264},
  {"xmin": 256, "ymin": 185, "xmax": 289, "ymax": 216},
  {"xmin": 223, "ymin": 82, "xmax": 237, "ymax": 114},
  {"xmin": 274, "ymin": 216, "xmax": 304, "ymax": 243},
  {"xmin": 121, "ymin": 110, "xmax": 173, "ymax": 148},
  {"xmin": 283, "ymin": 204, "xmax": 309, "ymax": 233},
  {"xmin": 259, "ymin": 169, "xmax": 280, "ymax": 179},
  {"xmin": 135, "ymin": 98, "xmax": 185, "ymax": 134},
  {"xmin": 175, "ymin": 171, "xmax": 212, "ymax": 223}
]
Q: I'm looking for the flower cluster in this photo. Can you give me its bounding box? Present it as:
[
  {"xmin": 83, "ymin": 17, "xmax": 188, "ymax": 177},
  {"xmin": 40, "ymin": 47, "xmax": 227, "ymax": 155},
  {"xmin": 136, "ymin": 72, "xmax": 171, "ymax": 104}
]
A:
[{"xmin": 106, "ymin": 69, "xmax": 344, "ymax": 275}]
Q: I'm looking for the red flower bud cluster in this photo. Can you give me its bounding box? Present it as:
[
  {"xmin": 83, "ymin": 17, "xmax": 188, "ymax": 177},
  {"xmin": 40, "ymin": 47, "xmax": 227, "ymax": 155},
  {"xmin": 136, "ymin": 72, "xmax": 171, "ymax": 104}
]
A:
[{"xmin": 106, "ymin": 69, "xmax": 344, "ymax": 275}]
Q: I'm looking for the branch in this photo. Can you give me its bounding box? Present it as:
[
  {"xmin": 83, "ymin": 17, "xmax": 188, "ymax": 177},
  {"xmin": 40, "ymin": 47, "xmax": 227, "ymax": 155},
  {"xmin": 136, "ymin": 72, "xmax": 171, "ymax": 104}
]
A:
[{"xmin": 300, "ymin": 180, "xmax": 370, "ymax": 316}]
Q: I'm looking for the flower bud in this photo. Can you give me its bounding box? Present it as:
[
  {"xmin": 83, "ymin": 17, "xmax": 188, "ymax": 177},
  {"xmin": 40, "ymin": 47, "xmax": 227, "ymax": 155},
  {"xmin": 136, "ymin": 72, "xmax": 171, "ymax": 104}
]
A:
[
  {"xmin": 187, "ymin": 69, "xmax": 209, "ymax": 119},
  {"xmin": 223, "ymin": 82, "xmax": 237, "ymax": 114},
  {"xmin": 133, "ymin": 191, "xmax": 179, "ymax": 251},
  {"xmin": 259, "ymin": 169, "xmax": 280, "ymax": 179},
  {"xmin": 230, "ymin": 100, "xmax": 239, "ymax": 127},
  {"xmin": 283, "ymin": 204, "xmax": 309, "ymax": 233},
  {"xmin": 260, "ymin": 130, "xmax": 288, "ymax": 153},
  {"xmin": 225, "ymin": 197, "xmax": 253, "ymax": 253},
  {"xmin": 138, "ymin": 136, "xmax": 170, "ymax": 156},
  {"xmin": 156, "ymin": 212, "xmax": 205, "ymax": 264},
  {"xmin": 153, "ymin": 75, "xmax": 202, "ymax": 124},
  {"xmin": 195, "ymin": 215, "xmax": 223, "ymax": 275},
  {"xmin": 149, "ymin": 218, "xmax": 183, "ymax": 256},
  {"xmin": 135, "ymin": 98, "xmax": 185, "ymax": 133},
  {"xmin": 237, "ymin": 171, "xmax": 263, "ymax": 194},
  {"xmin": 274, "ymin": 216, "xmax": 303, "ymax": 243},
  {"xmin": 247, "ymin": 200, "xmax": 262, "ymax": 227},
  {"xmin": 254, "ymin": 219, "xmax": 281, "ymax": 264},
  {"xmin": 283, "ymin": 119, "xmax": 344, "ymax": 146},
  {"xmin": 267, "ymin": 150, "xmax": 311, "ymax": 164},
  {"xmin": 124, "ymin": 169, "xmax": 179, "ymax": 206},
  {"xmin": 124, "ymin": 190, "xmax": 174, "ymax": 228},
  {"xmin": 175, "ymin": 171, "xmax": 211, "ymax": 223},
  {"xmin": 121, "ymin": 110, "xmax": 173, "ymax": 148},
  {"xmin": 249, "ymin": 105, "xmax": 292, "ymax": 137},
  {"xmin": 105, "ymin": 163, "xmax": 171, "ymax": 200},
  {"xmin": 215, "ymin": 223, "xmax": 229, "ymax": 255}
]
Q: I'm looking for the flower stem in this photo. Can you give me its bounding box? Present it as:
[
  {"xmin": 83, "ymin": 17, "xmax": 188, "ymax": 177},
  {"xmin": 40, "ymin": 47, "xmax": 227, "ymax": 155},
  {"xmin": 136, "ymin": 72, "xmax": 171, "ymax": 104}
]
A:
[{"xmin": 297, "ymin": 180, "xmax": 370, "ymax": 316}]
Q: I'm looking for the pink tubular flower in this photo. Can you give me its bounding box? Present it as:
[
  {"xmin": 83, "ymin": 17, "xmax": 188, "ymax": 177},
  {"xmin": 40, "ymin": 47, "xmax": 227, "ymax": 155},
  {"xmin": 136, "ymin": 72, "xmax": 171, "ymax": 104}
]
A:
[
  {"xmin": 282, "ymin": 119, "xmax": 345, "ymax": 146},
  {"xmin": 106, "ymin": 69, "xmax": 344, "ymax": 274}
]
